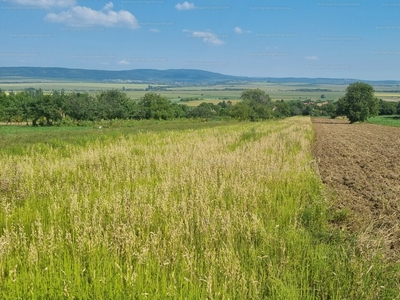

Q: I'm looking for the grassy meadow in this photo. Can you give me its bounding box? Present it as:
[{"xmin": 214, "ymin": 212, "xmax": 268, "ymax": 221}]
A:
[
  {"xmin": 0, "ymin": 117, "xmax": 398, "ymax": 299},
  {"xmin": 368, "ymin": 115, "xmax": 400, "ymax": 127}
]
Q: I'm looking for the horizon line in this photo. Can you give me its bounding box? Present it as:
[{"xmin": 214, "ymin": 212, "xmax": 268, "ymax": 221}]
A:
[{"xmin": 1, "ymin": 66, "xmax": 399, "ymax": 82}]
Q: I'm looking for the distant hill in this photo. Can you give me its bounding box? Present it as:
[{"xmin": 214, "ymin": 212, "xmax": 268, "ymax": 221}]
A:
[
  {"xmin": 0, "ymin": 67, "xmax": 244, "ymax": 83},
  {"xmin": 0, "ymin": 67, "xmax": 399, "ymax": 85}
]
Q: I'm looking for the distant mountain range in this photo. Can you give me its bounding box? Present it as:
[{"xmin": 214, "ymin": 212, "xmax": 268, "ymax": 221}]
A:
[{"xmin": 1, "ymin": 67, "xmax": 399, "ymax": 85}]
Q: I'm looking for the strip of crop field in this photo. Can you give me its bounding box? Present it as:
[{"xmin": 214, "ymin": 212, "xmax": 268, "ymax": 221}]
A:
[{"xmin": 0, "ymin": 117, "xmax": 396, "ymax": 299}]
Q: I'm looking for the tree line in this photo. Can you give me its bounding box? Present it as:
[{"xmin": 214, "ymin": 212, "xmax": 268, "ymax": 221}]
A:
[{"xmin": 1, "ymin": 85, "xmax": 399, "ymax": 126}]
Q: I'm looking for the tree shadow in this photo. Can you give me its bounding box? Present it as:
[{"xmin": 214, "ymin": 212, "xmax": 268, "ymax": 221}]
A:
[
  {"xmin": 385, "ymin": 116, "xmax": 400, "ymax": 120},
  {"xmin": 311, "ymin": 117, "xmax": 350, "ymax": 125}
]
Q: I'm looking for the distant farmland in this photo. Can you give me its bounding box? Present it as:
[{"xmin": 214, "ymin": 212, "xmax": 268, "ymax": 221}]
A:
[
  {"xmin": 1, "ymin": 78, "xmax": 399, "ymax": 105},
  {"xmin": 0, "ymin": 81, "xmax": 347, "ymax": 102}
]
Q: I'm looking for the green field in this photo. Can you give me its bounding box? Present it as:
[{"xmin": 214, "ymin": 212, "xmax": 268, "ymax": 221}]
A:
[
  {"xmin": 3, "ymin": 80, "xmax": 400, "ymax": 105},
  {"xmin": 0, "ymin": 81, "xmax": 347, "ymax": 103},
  {"xmin": 0, "ymin": 117, "xmax": 398, "ymax": 299},
  {"xmin": 368, "ymin": 115, "xmax": 400, "ymax": 127}
]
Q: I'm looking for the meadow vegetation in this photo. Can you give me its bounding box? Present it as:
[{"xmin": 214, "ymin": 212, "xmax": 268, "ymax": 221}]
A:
[
  {"xmin": 0, "ymin": 117, "xmax": 397, "ymax": 299},
  {"xmin": 368, "ymin": 115, "xmax": 400, "ymax": 127}
]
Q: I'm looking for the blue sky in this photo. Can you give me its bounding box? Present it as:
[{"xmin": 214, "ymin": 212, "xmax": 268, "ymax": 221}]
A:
[{"xmin": 1, "ymin": 0, "xmax": 400, "ymax": 80}]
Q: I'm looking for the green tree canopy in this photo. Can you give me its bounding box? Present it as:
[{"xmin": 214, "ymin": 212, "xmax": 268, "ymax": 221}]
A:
[
  {"xmin": 336, "ymin": 82, "xmax": 379, "ymax": 123},
  {"xmin": 64, "ymin": 92, "xmax": 98, "ymax": 121},
  {"xmin": 241, "ymin": 88, "xmax": 271, "ymax": 105},
  {"xmin": 238, "ymin": 89, "xmax": 273, "ymax": 121},
  {"xmin": 138, "ymin": 93, "xmax": 175, "ymax": 120},
  {"xmin": 272, "ymin": 101, "xmax": 291, "ymax": 119},
  {"xmin": 230, "ymin": 101, "xmax": 251, "ymax": 120},
  {"xmin": 97, "ymin": 90, "xmax": 132, "ymax": 120},
  {"xmin": 379, "ymin": 99, "xmax": 397, "ymax": 115},
  {"xmin": 29, "ymin": 94, "xmax": 62, "ymax": 126}
]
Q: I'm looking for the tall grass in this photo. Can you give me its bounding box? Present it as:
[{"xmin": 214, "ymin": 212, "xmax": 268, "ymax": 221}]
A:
[{"xmin": 0, "ymin": 117, "xmax": 397, "ymax": 299}]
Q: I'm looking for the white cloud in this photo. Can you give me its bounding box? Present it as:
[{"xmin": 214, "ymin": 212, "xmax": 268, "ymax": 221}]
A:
[
  {"xmin": 118, "ymin": 60, "xmax": 130, "ymax": 65},
  {"xmin": 234, "ymin": 26, "xmax": 251, "ymax": 34},
  {"xmin": 234, "ymin": 27, "xmax": 242, "ymax": 34},
  {"xmin": 8, "ymin": 0, "xmax": 76, "ymax": 8},
  {"xmin": 185, "ymin": 30, "xmax": 224, "ymax": 45},
  {"xmin": 175, "ymin": 2, "xmax": 195, "ymax": 10},
  {"xmin": 305, "ymin": 56, "xmax": 319, "ymax": 60},
  {"xmin": 103, "ymin": 2, "xmax": 113, "ymax": 11},
  {"xmin": 45, "ymin": 2, "xmax": 139, "ymax": 29}
]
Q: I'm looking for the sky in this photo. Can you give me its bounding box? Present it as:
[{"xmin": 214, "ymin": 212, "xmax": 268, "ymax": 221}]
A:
[{"xmin": 1, "ymin": 0, "xmax": 400, "ymax": 80}]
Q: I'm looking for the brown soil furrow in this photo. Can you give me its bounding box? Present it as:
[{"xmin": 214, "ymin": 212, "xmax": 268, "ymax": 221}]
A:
[{"xmin": 311, "ymin": 118, "xmax": 400, "ymax": 258}]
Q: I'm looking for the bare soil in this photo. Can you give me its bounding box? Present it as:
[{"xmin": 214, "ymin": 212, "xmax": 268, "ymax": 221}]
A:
[{"xmin": 312, "ymin": 118, "xmax": 400, "ymax": 259}]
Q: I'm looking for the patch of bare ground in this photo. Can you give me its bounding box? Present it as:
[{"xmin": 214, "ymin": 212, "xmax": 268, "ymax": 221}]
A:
[{"xmin": 312, "ymin": 118, "xmax": 400, "ymax": 260}]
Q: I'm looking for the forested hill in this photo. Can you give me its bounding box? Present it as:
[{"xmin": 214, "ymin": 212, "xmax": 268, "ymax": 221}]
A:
[
  {"xmin": 0, "ymin": 67, "xmax": 244, "ymax": 83},
  {"xmin": 1, "ymin": 67, "xmax": 399, "ymax": 85}
]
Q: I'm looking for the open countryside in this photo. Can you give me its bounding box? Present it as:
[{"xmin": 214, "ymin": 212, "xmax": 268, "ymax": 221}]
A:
[
  {"xmin": 1, "ymin": 76, "xmax": 400, "ymax": 298},
  {"xmin": 2, "ymin": 0, "xmax": 400, "ymax": 296},
  {"xmin": 0, "ymin": 116, "xmax": 399, "ymax": 298},
  {"xmin": 2, "ymin": 80, "xmax": 399, "ymax": 103}
]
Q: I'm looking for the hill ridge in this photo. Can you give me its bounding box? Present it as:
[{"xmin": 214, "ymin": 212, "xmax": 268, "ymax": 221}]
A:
[{"xmin": 1, "ymin": 67, "xmax": 399, "ymax": 85}]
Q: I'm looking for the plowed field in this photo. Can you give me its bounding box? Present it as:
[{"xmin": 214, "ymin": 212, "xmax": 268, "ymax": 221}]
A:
[{"xmin": 312, "ymin": 118, "xmax": 400, "ymax": 259}]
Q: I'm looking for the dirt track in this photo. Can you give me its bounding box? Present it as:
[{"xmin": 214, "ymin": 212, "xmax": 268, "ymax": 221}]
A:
[{"xmin": 312, "ymin": 118, "xmax": 400, "ymax": 259}]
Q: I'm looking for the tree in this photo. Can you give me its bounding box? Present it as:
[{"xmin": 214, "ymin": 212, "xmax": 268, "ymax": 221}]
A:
[
  {"xmin": 138, "ymin": 93, "xmax": 175, "ymax": 120},
  {"xmin": 97, "ymin": 90, "xmax": 131, "ymax": 120},
  {"xmin": 239, "ymin": 89, "xmax": 273, "ymax": 120},
  {"xmin": 188, "ymin": 102, "xmax": 219, "ymax": 119},
  {"xmin": 0, "ymin": 92, "xmax": 19, "ymax": 122},
  {"xmin": 230, "ymin": 101, "xmax": 251, "ymax": 120},
  {"xmin": 217, "ymin": 100, "xmax": 233, "ymax": 116},
  {"xmin": 379, "ymin": 99, "xmax": 397, "ymax": 115},
  {"xmin": 336, "ymin": 82, "xmax": 379, "ymax": 123},
  {"xmin": 14, "ymin": 91, "xmax": 32, "ymax": 124},
  {"xmin": 288, "ymin": 100, "xmax": 304, "ymax": 116},
  {"xmin": 29, "ymin": 94, "xmax": 62, "ymax": 126},
  {"xmin": 272, "ymin": 101, "xmax": 291, "ymax": 119},
  {"xmin": 171, "ymin": 102, "xmax": 189, "ymax": 118},
  {"xmin": 241, "ymin": 88, "xmax": 271, "ymax": 105},
  {"xmin": 64, "ymin": 92, "xmax": 99, "ymax": 121},
  {"xmin": 321, "ymin": 102, "xmax": 337, "ymax": 119}
]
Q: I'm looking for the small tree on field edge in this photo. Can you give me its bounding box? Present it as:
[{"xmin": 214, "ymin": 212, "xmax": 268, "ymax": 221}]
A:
[{"xmin": 336, "ymin": 82, "xmax": 379, "ymax": 123}]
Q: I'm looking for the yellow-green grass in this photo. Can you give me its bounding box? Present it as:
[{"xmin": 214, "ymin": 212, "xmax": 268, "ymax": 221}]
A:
[
  {"xmin": 183, "ymin": 99, "xmax": 241, "ymax": 106},
  {"xmin": 0, "ymin": 117, "xmax": 398, "ymax": 298},
  {"xmin": 375, "ymin": 93, "xmax": 400, "ymax": 102},
  {"xmin": 375, "ymin": 92, "xmax": 400, "ymax": 97},
  {"xmin": 159, "ymin": 83, "xmax": 347, "ymax": 102}
]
